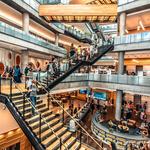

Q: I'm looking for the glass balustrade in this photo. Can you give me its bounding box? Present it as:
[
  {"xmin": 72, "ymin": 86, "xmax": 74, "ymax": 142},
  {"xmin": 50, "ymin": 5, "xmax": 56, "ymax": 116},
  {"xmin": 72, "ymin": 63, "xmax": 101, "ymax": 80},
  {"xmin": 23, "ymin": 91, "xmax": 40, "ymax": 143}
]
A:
[
  {"xmin": 22, "ymin": 0, "xmax": 40, "ymax": 11},
  {"xmin": 118, "ymin": 0, "xmax": 137, "ymax": 6},
  {"xmin": 37, "ymin": 0, "xmax": 69, "ymax": 4},
  {"xmin": 53, "ymin": 23, "xmax": 92, "ymax": 40},
  {"xmin": 114, "ymin": 32, "xmax": 150, "ymax": 45},
  {"xmin": 100, "ymin": 24, "xmax": 117, "ymax": 31},
  {"xmin": 63, "ymin": 73, "xmax": 150, "ymax": 87},
  {"xmin": 0, "ymin": 21, "xmax": 66, "ymax": 54}
]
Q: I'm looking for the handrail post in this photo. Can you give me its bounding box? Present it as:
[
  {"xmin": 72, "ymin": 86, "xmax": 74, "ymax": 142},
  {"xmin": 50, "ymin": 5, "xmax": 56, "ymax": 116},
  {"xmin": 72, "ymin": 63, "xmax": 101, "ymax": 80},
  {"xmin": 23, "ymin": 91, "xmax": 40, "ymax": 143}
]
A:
[
  {"xmin": 10, "ymin": 77, "xmax": 12, "ymax": 101},
  {"xmin": 0, "ymin": 74, "xmax": 1, "ymax": 94},
  {"xmin": 39, "ymin": 113, "xmax": 42, "ymax": 143},
  {"xmin": 47, "ymin": 71, "xmax": 48, "ymax": 86},
  {"xmin": 23, "ymin": 93, "xmax": 25, "ymax": 118},
  {"xmin": 25, "ymin": 75, "xmax": 27, "ymax": 89},
  {"xmin": 62, "ymin": 103, "xmax": 64, "ymax": 123},
  {"xmin": 39, "ymin": 71, "xmax": 41, "ymax": 82},
  {"xmin": 79, "ymin": 129, "xmax": 82, "ymax": 148},
  {"xmin": 60, "ymin": 138, "xmax": 62, "ymax": 150},
  {"xmin": 47, "ymin": 92, "xmax": 50, "ymax": 110}
]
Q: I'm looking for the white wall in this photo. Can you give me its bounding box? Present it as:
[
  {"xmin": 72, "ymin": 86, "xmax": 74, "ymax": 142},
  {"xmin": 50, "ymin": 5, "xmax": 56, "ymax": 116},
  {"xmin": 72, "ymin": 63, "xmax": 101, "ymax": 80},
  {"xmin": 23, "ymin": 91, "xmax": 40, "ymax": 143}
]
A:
[{"xmin": 0, "ymin": 104, "xmax": 19, "ymax": 134}]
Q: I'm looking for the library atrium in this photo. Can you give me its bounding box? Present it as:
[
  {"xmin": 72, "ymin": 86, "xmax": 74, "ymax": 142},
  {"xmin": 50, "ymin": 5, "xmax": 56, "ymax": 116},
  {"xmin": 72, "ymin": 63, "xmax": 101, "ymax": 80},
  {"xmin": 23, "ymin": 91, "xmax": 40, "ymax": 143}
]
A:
[{"xmin": 0, "ymin": 0, "xmax": 150, "ymax": 150}]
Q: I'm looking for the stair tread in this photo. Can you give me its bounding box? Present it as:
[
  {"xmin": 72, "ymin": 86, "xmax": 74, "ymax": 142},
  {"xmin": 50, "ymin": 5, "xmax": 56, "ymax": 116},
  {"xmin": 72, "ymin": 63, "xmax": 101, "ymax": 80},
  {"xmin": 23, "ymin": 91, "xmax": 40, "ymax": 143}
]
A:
[
  {"xmin": 70, "ymin": 141, "xmax": 80, "ymax": 150},
  {"xmin": 42, "ymin": 127, "xmax": 67, "ymax": 145},
  {"xmin": 19, "ymin": 104, "xmax": 46, "ymax": 112},
  {"xmin": 41, "ymin": 123, "xmax": 64, "ymax": 138},
  {"xmin": 46, "ymin": 132, "xmax": 71, "ymax": 149},
  {"xmin": 33, "ymin": 118, "xmax": 60, "ymax": 133},
  {"xmin": 80, "ymin": 145, "xmax": 91, "ymax": 150},
  {"xmin": 30, "ymin": 113, "xmax": 56, "ymax": 127},
  {"xmin": 26, "ymin": 112, "xmax": 54, "ymax": 123},
  {"xmin": 16, "ymin": 101, "xmax": 43, "ymax": 108},
  {"xmin": 62, "ymin": 136, "xmax": 77, "ymax": 150}
]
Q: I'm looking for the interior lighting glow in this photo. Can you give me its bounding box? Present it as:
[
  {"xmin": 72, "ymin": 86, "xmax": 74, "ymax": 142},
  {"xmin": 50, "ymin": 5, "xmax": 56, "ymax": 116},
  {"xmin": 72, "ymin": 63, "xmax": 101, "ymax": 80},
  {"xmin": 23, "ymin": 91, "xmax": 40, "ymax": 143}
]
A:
[
  {"xmin": 132, "ymin": 59, "xmax": 139, "ymax": 63},
  {"xmin": 7, "ymin": 131, "xmax": 14, "ymax": 135},
  {"xmin": 125, "ymin": 29, "xmax": 128, "ymax": 33},
  {"xmin": 0, "ymin": 134, "xmax": 5, "ymax": 139},
  {"xmin": 137, "ymin": 26, "xmax": 140, "ymax": 31},
  {"xmin": 139, "ymin": 20, "xmax": 145, "ymax": 30}
]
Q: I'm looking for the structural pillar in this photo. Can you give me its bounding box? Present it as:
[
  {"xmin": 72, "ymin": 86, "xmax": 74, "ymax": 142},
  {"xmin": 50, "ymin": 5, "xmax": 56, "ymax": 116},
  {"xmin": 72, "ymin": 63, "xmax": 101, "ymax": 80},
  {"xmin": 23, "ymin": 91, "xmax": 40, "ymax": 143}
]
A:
[
  {"xmin": 21, "ymin": 50, "xmax": 29, "ymax": 71},
  {"xmin": 115, "ymin": 90, "xmax": 123, "ymax": 121},
  {"xmin": 55, "ymin": 33, "xmax": 59, "ymax": 46},
  {"xmin": 115, "ymin": 13, "xmax": 126, "ymax": 121},
  {"xmin": 118, "ymin": 51, "xmax": 125, "ymax": 74},
  {"xmin": 119, "ymin": 12, "xmax": 126, "ymax": 36},
  {"xmin": 22, "ymin": 13, "xmax": 29, "ymax": 33},
  {"xmin": 118, "ymin": 12, "xmax": 126, "ymax": 75}
]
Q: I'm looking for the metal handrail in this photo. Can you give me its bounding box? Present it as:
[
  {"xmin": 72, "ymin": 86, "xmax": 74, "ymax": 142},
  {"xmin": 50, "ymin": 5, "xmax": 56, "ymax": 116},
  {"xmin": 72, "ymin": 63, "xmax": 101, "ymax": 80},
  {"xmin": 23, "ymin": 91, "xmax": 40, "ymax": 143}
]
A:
[
  {"xmin": 37, "ymin": 80, "xmax": 104, "ymax": 149},
  {"xmin": 11, "ymin": 78, "xmax": 69, "ymax": 149}
]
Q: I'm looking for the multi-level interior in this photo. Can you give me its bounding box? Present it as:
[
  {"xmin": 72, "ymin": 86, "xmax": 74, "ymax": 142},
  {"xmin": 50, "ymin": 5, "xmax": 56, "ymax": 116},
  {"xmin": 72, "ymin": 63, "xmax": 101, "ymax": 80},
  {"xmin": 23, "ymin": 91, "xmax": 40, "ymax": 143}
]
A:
[{"xmin": 0, "ymin": 0, "xmax": 150, "ymax": 150}]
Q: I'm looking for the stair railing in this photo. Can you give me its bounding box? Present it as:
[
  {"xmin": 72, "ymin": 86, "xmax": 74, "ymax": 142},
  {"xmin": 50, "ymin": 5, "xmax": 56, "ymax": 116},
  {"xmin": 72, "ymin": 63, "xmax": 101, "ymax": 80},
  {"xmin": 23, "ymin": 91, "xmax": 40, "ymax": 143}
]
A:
[
  {"xmin": 11, "ymin": 79, "xmax": 69, "ymax": 149},
  {"xmin": 37, "ymin": 80, "xmax": 104, "ymax": 150}
]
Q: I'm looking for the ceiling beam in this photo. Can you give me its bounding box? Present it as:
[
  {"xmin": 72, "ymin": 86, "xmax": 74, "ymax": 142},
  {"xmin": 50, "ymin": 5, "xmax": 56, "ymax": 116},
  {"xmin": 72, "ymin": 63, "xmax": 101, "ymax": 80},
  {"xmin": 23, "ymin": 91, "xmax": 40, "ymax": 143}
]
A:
[{"xmin": 39, "ymin": 4, "xmax": 117, "ymax": 16}]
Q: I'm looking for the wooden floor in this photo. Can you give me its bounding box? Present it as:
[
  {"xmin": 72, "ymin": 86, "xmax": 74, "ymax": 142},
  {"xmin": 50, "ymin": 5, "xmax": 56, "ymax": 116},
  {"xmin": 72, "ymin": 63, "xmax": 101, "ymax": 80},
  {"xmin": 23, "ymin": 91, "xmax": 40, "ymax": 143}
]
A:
[{"xmin": 1, "ymin": 83, "xmax": 27, "ymax": 95}]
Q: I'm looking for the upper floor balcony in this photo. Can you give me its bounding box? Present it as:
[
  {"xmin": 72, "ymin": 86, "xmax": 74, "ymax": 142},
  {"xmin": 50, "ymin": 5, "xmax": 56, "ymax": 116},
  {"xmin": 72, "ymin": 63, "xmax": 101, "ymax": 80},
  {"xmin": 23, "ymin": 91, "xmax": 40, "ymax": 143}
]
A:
[
  {"xmin": 31, "ymin": 72, "xmax": 150, "ymax": 95},
  {"xmin": 1, "ymin": 0, "xmax": 92, "ymax": 43},
  {"xmin": 118, "ymin": 0, "xmax": 150, "ymax": 14},
  {"xmin": 0, "ymin": 21, "xmax": 66, "ymax": 57},
  {"xmin": 114, "ymin": 31, "xmax": 150, "ymax": 51}
]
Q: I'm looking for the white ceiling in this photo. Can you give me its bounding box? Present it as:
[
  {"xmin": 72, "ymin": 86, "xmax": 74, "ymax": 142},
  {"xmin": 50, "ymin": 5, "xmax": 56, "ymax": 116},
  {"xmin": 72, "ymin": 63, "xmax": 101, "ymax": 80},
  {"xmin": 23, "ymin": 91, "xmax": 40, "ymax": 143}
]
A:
[{"xmin": 0, "ymin": 42, "xmax": 26, "ymax": 52}]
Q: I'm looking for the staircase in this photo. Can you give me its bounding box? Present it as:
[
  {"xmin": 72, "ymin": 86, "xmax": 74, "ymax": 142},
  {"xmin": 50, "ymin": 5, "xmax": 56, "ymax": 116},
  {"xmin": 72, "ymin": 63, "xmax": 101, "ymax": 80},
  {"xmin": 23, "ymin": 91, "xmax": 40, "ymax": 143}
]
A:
[
  {"xmin": 0, "ymin": 89, "xmax": 97, "ymax": 150},
  {"xmin": 39, "ymin": 44, "xmax": 114, "ymax": 91}
]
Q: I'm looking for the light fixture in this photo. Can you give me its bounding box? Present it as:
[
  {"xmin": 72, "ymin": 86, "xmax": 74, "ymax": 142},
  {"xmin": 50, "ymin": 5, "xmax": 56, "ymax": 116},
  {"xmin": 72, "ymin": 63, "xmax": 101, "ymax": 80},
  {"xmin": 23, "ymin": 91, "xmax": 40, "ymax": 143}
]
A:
[
  {"xmin": 125, "ymin": 29, "xmax": 129, "ymax": 34},
  {"xmin": 139, "ymin": 20, "xmax": 145, "ymax": 30},
  {"xmin": 137, "ymin": 25, "xmax": 140, "ymax": 31},
  {"xmin": 132, "ymin": 59, "xmax": 139, "ymax": 63}
]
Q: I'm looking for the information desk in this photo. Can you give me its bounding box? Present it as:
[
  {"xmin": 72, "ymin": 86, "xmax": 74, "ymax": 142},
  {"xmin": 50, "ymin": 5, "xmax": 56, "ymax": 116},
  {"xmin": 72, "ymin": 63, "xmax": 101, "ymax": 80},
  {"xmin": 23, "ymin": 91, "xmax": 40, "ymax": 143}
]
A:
[{"xmin": 91, "ymin": 111, "xmax": 149, "ymax": 150}]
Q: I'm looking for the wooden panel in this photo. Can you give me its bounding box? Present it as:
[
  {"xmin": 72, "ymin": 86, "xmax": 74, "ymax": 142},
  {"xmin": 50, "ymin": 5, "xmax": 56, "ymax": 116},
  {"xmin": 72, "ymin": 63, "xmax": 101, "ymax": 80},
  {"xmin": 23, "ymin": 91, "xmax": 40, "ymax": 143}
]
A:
[
  {"xmin": 39, "ymin": 4, "xmax": 117, "ymax": 16},
  {"xmin": 0, "ymin": 128, "xmax": 31, "ymax": 150}
]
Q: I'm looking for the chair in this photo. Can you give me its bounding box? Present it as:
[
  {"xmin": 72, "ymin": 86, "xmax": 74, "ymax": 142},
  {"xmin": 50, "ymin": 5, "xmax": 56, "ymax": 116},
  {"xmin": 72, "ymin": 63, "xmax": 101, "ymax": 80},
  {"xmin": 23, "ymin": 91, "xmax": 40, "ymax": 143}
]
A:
[{"xmin": 127, "ymin": 119, "xmax": 136, "ymax": 127}]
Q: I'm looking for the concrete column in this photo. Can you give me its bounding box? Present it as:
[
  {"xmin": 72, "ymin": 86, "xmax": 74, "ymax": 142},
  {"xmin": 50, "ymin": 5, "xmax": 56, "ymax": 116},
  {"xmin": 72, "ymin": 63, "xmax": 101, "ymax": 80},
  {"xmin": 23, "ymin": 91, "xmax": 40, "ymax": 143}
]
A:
[
  {"xmin": 22, "ymin": 13, "xmax": 29, "ymax": 33},
  {"xmin": 55, "ymin": 33, "xmax": 59, "ymax": 46},
  {"xmin": 119, "ymin": 12, "xmax": 126, "ymax": 36},
  {"xmin": 115, "ymin": 90, "xmax": 123, "ymax": 121},
  {"xmin": 21, "ymin": 50, "xmax": 29, "ymax": 71},
  {"xmin": 118, "ymin": 51, "xmax": 125, "ymax": 74}
]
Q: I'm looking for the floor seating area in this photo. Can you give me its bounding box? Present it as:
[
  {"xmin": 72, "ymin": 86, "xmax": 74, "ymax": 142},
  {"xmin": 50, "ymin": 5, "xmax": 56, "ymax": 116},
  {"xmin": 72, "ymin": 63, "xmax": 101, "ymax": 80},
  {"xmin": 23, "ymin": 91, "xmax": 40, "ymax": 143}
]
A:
[{"xmin": 92, "ymin": 111, "xmax": 149, "ymax": 150}]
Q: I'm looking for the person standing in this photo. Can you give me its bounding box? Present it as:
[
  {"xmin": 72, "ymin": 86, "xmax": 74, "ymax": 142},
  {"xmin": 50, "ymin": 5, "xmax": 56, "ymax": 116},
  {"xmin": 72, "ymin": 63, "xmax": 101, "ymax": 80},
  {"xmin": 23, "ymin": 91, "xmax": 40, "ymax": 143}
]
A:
[
  {"xmin": 24, "ymin": 65, "xmax": 29, "ymax": 77},
  {"xmin": 77, "ymin": 45, "xmax": 81, "ymax": 60},
  {"xmin": 69, "ymin": 43, "xmax": 76, "ymax": 59},
  {"xmin": 29, "ymin": 80, "xmax": 39, "ymax": 115},
  {"xmin": 13, "ymin": 65, "xmax": 22, "ymax": 83}
]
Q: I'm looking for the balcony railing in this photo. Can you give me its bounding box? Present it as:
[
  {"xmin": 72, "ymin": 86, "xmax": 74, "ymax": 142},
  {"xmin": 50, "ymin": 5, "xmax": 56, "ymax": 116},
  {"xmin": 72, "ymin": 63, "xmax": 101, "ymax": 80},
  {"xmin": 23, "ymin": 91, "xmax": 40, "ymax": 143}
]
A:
[
  {"xmin": 0, "ymin": 21, "xmax": 66, "ymax": 55},
  {"xmin": 114, "ymin": 32, "xmax": 150, "ymax": 45},
  {"xmin": 118, "ymin": 0, "xmax": 137, "ymax": 6},
  {"xmin": 100, "ymin": 24, "xmax": 117, "ymax": 32},
  {"xmin": 32, "ymin": 72, "xmax": 150, "ymax": 87},
  {"xmin": 37, "ymin": 0, "xmax": 69, "ymax": 4},
  {"xmin": 88, "ymin": 73, "xmax": 150, "ymax": 87},
  {"xmin": 53, "ymin": 23, "xmax": 92, "ymax": 40}
]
